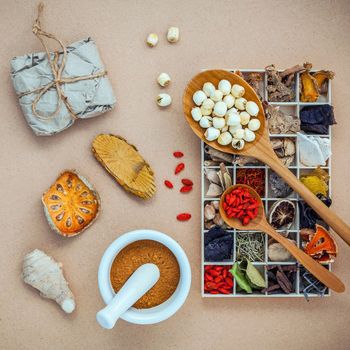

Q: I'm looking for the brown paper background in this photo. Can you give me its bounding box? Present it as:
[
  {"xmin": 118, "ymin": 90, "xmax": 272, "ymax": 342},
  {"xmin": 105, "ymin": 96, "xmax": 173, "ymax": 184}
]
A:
[{"xmin": 1, "ymin": 0, "xmax": 350, "ymax": 349}]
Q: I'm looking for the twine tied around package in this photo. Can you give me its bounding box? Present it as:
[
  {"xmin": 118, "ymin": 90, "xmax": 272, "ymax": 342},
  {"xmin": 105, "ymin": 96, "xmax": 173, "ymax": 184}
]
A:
[{"xmin": 18, "ymin": 3, "xmax": 107, "ymax": 121}]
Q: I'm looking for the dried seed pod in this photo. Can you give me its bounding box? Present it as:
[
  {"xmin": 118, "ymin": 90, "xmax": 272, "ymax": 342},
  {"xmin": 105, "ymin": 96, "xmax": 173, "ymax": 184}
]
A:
[
  {"xmin": 42, "ymin": 170, "xmax": 100, "ymax": 237},
  {"xmin": 92, "ymin": 134, "xmax": 156, "ymax": 199}
]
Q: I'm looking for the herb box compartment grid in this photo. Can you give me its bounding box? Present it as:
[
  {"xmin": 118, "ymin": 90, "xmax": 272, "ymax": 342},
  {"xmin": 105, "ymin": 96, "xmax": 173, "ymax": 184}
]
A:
[{"xmin": 201, "ymin": 68, "xmax": 332, "ymax": 298}]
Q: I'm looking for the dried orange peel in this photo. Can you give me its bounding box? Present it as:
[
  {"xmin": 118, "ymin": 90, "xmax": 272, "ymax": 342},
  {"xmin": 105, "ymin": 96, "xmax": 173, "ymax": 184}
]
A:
[
  {"xmin": 92, "ymin": 134, "xmax": 156, "ymax": 200},
  {"xmin": 42, "ymin": 170, "xmax": 100, "ymax": 237}
]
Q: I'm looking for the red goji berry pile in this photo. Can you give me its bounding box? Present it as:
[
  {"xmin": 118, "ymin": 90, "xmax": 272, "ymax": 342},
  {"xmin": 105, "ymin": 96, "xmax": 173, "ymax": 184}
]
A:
[
  {"xmin": 222, "ymin": 186, "xmax": 260, "ymax": 226},
  {"xmin": 204, "ymin": 265, "xmax": 233, "ymax": 294}
]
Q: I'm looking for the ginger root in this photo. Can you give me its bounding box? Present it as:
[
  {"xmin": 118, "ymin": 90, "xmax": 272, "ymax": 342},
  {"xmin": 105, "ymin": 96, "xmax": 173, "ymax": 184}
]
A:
[{"xmin": 22, "ymin": 249, "xmax": 75, "ymax": 313}]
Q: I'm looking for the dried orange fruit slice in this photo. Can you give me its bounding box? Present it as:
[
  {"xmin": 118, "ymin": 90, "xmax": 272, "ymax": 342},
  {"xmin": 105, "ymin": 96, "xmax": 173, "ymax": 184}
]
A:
[
  {"xmin": 92, "ymin": 134, "xmax": 156, "ymax": 199},
  {"xmin": 42, "ymin": 170, "xmax": 100, "ymax": 237}
]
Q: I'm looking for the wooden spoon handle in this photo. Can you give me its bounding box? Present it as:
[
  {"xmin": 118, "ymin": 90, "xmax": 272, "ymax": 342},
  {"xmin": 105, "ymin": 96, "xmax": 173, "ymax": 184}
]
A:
[
  {"xmin": 256, "ymin": 147, "xmax": 350, "ymax": 246},
  {"xmin": 261, "ymin": 221, "xmax": 345, "ymax": 293}
]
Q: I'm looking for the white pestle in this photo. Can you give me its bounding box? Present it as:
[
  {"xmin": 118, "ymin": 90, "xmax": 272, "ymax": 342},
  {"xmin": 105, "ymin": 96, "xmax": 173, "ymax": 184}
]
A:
[{"xmin": 96, "ymin": 263, "xmax": 160, "ymax": 329}]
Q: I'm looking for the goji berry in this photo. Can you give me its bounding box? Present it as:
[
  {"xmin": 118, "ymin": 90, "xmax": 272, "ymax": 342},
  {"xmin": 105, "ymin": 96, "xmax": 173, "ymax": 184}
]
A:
[
  {"xmin": 173, "ymin": 151, "xmax": 184, "ymax": 158},
  {"xmin": 218, "ymin": 288, "xmax": 230, "ymax": 294},
  {"xmin": 164, "ymin": 180, "xmax": 173, "ymax": 189},
  {"xmin": 210, "ymin": 290, "xmax": 220, "ymax": 294},
  {"xmin": 176, "ymin": 213, "xmax": 191, "ymax": 221},
  {"xmin": 180, "ymin": 185, "xmax": 192, "ymax": 193},
  {"xmin": 175, "ymin": 163, "xmax": 185, "ymax": 175},
  {"xmin": 181, "ymin": 179, "xmax": 193, "ymax": 186}
]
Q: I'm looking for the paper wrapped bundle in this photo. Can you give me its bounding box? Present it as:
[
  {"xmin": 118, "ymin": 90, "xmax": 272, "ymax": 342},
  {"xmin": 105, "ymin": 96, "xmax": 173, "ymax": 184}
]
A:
[{"xmin": 10, "ymin": 5, "xmax": 116, "ymax": 136}]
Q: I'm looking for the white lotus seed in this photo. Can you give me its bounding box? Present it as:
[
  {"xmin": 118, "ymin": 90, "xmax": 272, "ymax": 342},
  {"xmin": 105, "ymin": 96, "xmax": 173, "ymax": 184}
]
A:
[
  {"xmin": 191, "ymin": 107, "xmax": 202, "ymax": 121},
  {"xmin": 240, "ymin": 111, "xmax": 251, "ymax": 125},
  {"xmin": 213, "ymin": 117, "xmax": 226, "ymax": 129},
  {"xmin": 167, "ymin": 27, "xmax": 179, "ymax": 43},
  {"xmin": 205, "ymin": 127, "xmax": 220, "ymax": 141},
  {"xmin": 210, "ymin": 90, "xmax": 223, "ymax": 102},
  {"xmin": 156, "ymin": 93, "xmax": 172, "ymax": 107},
  {"xmin": 203, "ymin": 82, "xmax": 216, "ymax": 97},
  {"xmin": 157, "ymin": 72, "xmax": 171, "ymax": 87},
  {"xmin": 232, "ymin": 138, "xmax": 245, "ymax": 150},
  {"xmin": 235, "ymin": 97, "xmax": 247, "ymax": 111},
  {"xmin": 225, "ymin": 112, "xmax": 241, "ymax": 126},
  {"xmin": 200, "ymin": 106, "xmax": 212, "ymax": 116},
  {"xmin": 226, "ymin": 107, "xmax": 238, "ymax": 116},
  {"xmin": 146, "ymin": 33, "xmax": 159, "ymax": 47},
  {"xmin": 234, "ymin": 128, "xmax": 245, "ymax": 140},
  {"xmin": 248, "ymin": 118, "xmax": 261, "ymax": 131},
  {"xmin": 229, "ymin": 124, "xmax": 242, "ymax": 135},
  {"xmin": 243, "ymin": 128, "xmax": 256, "ymax": 142},
  {"xmin": 231, "ymin": 84, "xmax": 245, "ymax": 98},
  {"xmin": 218, "ymin": 131, "xmax": 233, "ymax": 146},
  {"xmin": 202, "ymin": 98, "xmax": 215, "ymax": 110},
  {"xmin": 221, "ymin": 125, "xmax": 229, "ymax": 132},
  {"xmin": 213, "ymin": 101, "xmax": 227, "ymax": 117},
  {"xmin": 193, "ymin": 90, "xmax": 207, "ymax": 106},
  {"xmin": 246, "ymin": 101, "xmax": 259, "ymax": 117},
  {"xmin": 218, "ymin": 80, "xmax": 232, "ymax": 96},
  {"xmin": 199, "ymin": 116, "xmax": 213, "ymax": 128},
  {"xmin": 223, "ymin": 94, "xmax": 235, "ymax": 109}
]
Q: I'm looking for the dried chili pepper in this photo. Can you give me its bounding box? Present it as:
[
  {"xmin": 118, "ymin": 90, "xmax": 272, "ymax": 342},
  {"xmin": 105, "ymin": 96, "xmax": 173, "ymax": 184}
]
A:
[
  {"xmin": 164, "ymin": 180, "xmax": 174, "ymax": 189},
  {"xmin": 175, "ymin": 163, "xmax": 185, "ymax": 175}
]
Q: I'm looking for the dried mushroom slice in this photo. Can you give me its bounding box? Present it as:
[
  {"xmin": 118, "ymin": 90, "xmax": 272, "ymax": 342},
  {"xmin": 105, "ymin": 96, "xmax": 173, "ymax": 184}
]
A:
[
  {"xmin": 42, "ymin": 171, "xmax": 100, "ymax": 237},
  {"xmin": 268, "ymin": 199, "xmax": 295, "ymax": 229},
  {"xmin": 92, "ymin": 134, "xmax": 156, "ymax": 200}
]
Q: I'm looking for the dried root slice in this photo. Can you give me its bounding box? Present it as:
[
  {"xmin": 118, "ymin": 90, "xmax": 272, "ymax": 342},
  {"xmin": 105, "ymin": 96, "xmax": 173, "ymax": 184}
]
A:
[
  {"xmin": 92, "ymin": 134, "xmax": 156, "ymax": 200},
  {"xmin": 42, "ymin": 170, "xmax": 100, "ymax": 237},
  {"xmin": 22, "ymin": 249, "xmax": 75, "ymax": 313}
]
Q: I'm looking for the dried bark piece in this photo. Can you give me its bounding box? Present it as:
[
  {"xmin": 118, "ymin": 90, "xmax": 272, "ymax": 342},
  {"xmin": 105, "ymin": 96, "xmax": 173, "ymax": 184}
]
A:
[
  {"xmin": 42, "ymin": 170, "xmax": 100, "ymax": 237},
  {"xmin": 276, "ymin": 270, "xmax": 293, "ymax": 293},
  {"xmin": 92, "ymin": 134, "xmax": 156, "ymax": 200},
  {"xmin": 266, "ymin": 104, "xmax": 300, "ymax": 134}
]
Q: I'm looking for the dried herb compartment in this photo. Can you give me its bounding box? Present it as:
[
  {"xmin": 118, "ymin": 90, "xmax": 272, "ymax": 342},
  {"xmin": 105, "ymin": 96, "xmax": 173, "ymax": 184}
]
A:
[{"xmin": 201, "ymin": 68, "xmax": 332, "ymax": 298}]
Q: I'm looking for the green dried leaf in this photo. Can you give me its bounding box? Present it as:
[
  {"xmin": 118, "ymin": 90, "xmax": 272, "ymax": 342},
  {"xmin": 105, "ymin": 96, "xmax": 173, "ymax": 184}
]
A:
[
  {"xmin": 245, "ymin": 260, "xmax": 266, "ymax": 289},
  {"xmin": 230, "ymin": 262, "xmax": 252, "ymax": 293}
]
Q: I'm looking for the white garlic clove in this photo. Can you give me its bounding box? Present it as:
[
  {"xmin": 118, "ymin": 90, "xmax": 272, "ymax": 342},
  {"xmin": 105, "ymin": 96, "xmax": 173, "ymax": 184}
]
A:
[
  {"xmin": 223, "ymin": 94, "xmax": 235, "ymax": 109},
  {"xmin": 213, "ymin": 101, "xmax": 227, "ymax": 117},
  {"xmin": 229, "ymin": 124, "xmax": 242, "ymax": 135},
  {"xmin": 231, "ymin": 84, "xmax": 245, "ymax": 98},
  {"xmin": 202, "ymin": 98, "xmax": 215, "ymax": 110},
  {"xmin": 210, "ymin": 90, "xmax": 223, "ymax": 102},
  {"xmin": 203, "ymin": 82, "xmax": 216, "ymax": 97},
  {"xmin": 240, "ymin": 111, "xmax": 251, "ymax": 125},
  {"xmin": 156, "ymin": 93, "xmax": 172, "ymax": 107},
  {"xmin": 248, "ymin": 118, "xmax": 261, "ymax": 131},
  {"xmin": 193, "ymin": 90, "xmax": 207, "ymax": 106},
  {"xmin": 218, "ymin": 131, "xmax": 233, "ymax": 146},
  {"xmin": 199, "ymin": 116, "xmax": 213, "ymax": 128},
  {"xmin": 200, "ymin": 106, "xmax": 212, "ymax": 116},
  {"xmin": 235, "ymin": 97, "xmax": 247, "ymax": 111},
  {"xmin": 243, "ymin": 128, "xmax": 256, "ymax": 142},
  {"xmin": 157, "ymin": 72, "xmax": 171, "ymax": 87},
  {"xmin": 225, "ymin": 111, "xmax": 240, "ymax": 126},
  {"xmin": 246, "ymin": 101, "xmax": 259, "ymax": 117},
  {"xmin": 232, "ymin": 138, "xmax": 245, "ymax": 150},
  {"xmin": 213, "ymin": 117, "xmax": 226, "ymax": 129},
  {"xmin": 218, "ymin": 80, "xmax": 232, "ymax": 96},
  {"xmin": 204, "ymin": 127, "xmax": 220, "ymax": 141},
  {"xmin": 234, "ymin": 128, "xmax": 245, "ymax": 139},
  {"xmin": 146, "ymin": 33, "xmax": 159, "ymax": 47},
  {"xmin": 167, "ymin": 26, "xmax": 179, "ymax": 43},
  {"xmin": 191, "ymin": 107, "xmax": 202, "ymax": 121}
]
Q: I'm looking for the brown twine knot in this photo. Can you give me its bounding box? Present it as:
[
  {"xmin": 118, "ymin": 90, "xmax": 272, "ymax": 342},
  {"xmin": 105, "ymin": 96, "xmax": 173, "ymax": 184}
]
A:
[{"xmin": 19, "ymin": 2, "xmax": 107, "ymax": 121}]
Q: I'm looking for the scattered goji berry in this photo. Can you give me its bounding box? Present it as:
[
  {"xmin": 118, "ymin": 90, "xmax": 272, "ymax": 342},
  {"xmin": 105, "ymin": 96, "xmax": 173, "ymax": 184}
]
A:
[
  {"xmin": 180, "ymin": 185, "xmax": 192, "ymax": 193},
  {"xmin": 181, "ymin": 178, "xmax": 193, "ymax": 186},
  {"xmin": 173, "ymin": 151, "xmax": 184, "ymax": 158},
  {"xmin": 164, "ymin": 180, "xmax": 174, "ymax": 189},
  {"xmin": 175, "ymin": 163, "xmax": 185, "ymax": 175},
  {"xmin": 176, "ymin": 213, "xmax": 191, "ymax": 221}
]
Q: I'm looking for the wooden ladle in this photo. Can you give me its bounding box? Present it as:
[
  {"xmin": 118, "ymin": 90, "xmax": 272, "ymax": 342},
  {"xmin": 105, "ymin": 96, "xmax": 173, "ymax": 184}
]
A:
[
  {"xmin": 183, "ymin": 69, "xmax": 350, "ymax": 246},
  {"xmin": 219, "ymin": 184, "xmax": 345, "ymax": 293}
]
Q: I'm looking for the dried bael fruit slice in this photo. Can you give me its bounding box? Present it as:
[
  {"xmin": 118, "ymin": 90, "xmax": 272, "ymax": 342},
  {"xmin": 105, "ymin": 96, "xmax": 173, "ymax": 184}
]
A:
[
  {"xmin": 92, "ymin": 134, "xmax": 156, "ymax": 200},
  {"xmin": 42, "ymin": 170, "xmax": 100, "ymax": 237},
  {"xmin": 268, "ymin": 199, "xmax": 295, "ymax": 229}
]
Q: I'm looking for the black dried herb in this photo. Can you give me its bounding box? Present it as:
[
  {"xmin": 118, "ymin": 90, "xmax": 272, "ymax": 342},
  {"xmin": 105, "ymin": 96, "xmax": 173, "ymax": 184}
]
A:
[
  {"xmin": 300, "ymin": 105, "xmax": 336, "ymax": 135},
  {"xmin": 204, "ymin": 226, "xmax": 233, "ymax": 262},
  {"xmin": 269, "ymin": 172, "xmax": 293, "ymax": 198},
  {"xmin": 263, "ymin": 265, "xmax": 296, "ymax": 294}
]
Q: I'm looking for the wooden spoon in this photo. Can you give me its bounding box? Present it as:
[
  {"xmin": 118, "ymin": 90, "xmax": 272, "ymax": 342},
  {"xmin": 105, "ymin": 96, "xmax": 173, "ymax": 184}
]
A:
[
  {"xmin": 219, "ymin": 184, "xmax": 345, "ymax": 293},
  {"xmin": 183, "ymin": 69, "xmax": 350, "ymax": 246}
]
